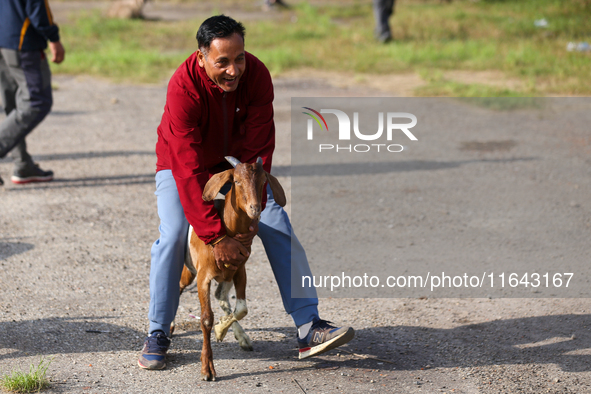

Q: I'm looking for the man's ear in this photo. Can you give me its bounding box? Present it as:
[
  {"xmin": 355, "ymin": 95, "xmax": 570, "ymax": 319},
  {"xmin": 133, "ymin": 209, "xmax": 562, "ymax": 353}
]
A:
[
  {"xmin": 266, "ymin": 172, "xmax": 286, "ymax": 207},
  {"xmin": 203, "ymin": 170, "xmax": 233, "ymax": 201},
  {"xmin": 196, "ymin": 49, "xmax": 206, "ymax": 67}
]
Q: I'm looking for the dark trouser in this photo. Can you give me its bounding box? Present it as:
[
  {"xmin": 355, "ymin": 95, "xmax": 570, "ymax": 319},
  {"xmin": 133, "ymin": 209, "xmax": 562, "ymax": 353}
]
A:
[
  {"xmin": 0, "ymin": 48, "xmax": 53, "ymax": 170},
  {"xmin": 373, "ymin": 0, "xmax": 395, "ymax": 40}
]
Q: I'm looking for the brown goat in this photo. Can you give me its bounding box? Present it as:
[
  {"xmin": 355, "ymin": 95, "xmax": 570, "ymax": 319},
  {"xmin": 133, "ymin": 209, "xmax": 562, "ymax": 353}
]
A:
[{"xmin": 176, "ymin": 156, "xmax": 286, "ymax": 381}]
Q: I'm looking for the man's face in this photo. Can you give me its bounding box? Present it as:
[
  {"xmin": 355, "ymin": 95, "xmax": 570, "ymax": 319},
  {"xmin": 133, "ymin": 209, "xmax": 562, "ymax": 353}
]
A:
[{"xmin": 197, "ymin": 33, "xmax": 246, "ymax": 92}]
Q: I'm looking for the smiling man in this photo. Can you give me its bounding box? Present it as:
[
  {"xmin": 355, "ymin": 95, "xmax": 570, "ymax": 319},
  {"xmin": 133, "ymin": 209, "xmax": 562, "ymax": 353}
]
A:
[{"xmin": 138, "ymin": 15, "xmax": 354, "ymax": 370}]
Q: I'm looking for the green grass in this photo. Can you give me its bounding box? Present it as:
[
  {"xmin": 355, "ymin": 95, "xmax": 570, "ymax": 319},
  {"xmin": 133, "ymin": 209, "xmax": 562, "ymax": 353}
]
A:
[
  {"xmin": 57, "ymin": 12, "xmax": 197, "ymax": 83},
  {"xmin": 0, "ymin": 358, "xmax": 52, "ymax": 393},
  {"xmin": 52, "ymin": 0, "xmax": 591, "ymax": 95}
]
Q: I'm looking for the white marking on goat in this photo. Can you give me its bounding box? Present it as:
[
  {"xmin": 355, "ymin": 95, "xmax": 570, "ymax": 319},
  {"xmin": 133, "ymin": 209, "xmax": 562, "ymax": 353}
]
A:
[
  {"xmin": 234, "ymin": 299, "xmax": 248, "ymax": 320},
  {"xmin": 214, "ymin": 298, "xmax": 248, "ymax": 342},
  {"xmin": 216, "ymin": 281, "xmax": 233, "ymax": 316},
  {"xmin": 185, "ymin": 225, "xmax": 197, "ymax": 276}
]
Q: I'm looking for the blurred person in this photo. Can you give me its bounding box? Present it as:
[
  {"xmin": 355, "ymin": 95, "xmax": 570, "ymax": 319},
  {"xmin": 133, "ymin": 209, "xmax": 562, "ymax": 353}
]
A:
[
  {"xmin": 373, "ymin": 0, "xmax": 395, "ymax": 43},
  {"xmin": 138, "ymin": 15, "xmax": 354, "ymax": 370},
  {"xmin": 0, "ymin": 0, "xmax": 65, "ymax": 186},
  {"xmin": 263, "ymin": 0, "xmax": 290, "ymax": 11}
]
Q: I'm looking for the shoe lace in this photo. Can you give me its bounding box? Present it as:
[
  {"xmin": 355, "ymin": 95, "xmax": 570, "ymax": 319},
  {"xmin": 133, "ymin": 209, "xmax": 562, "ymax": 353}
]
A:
[
  {"xmin": 145, "ymin": 333, "xmax": 170, "ymax": 352},
  {"xmin": 313, "ymin": 319, "xmax": 336, "ymax": 330}
]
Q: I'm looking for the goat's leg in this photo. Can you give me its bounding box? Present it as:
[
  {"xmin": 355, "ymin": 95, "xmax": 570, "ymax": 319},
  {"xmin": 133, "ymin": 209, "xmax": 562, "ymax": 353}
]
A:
[
  {"xmin": 230, "ymin": 302, "xmax": 252, "ymax": 351},
  {"xmin": 171, "ymin": 263, "xmax": 197, "ymax": 336},
  {"xmin": 213, "ymin": 281, "xmax": 235, "ymax": 342},
  {"xmin": 214, "ymin": 281, "xmax": 234, "ymax": 316},
  {"xmin": 212, "ymin": 279, "xmax": 252, "ymax": 350},
  {"xmin": 211, "ymin": 267, "xmax": 252, "ymax": 350},
  {"xmin": 180, "ymin": 265, "xmax": 197, "ymax": 294},
  {"xmin": 172, "ymin": 236, "xmax": 197, "ymax": 336},
  {"xmin": 231, "ymin": 267, "xmax": 252, "ymax": 350},
  {"xmin": 198, "ymin": 273, "xmax": 216, "ymax": 381}
]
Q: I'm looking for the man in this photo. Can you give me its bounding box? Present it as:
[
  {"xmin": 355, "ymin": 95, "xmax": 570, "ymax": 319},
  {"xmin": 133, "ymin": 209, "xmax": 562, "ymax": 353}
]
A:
[
  {"xmin": 0, "ymin": 0, "xmax": 64, "ymax": 185},
  {"xmin": 138, "ymin": 15, "xmax": 354, "ymax": 370}
]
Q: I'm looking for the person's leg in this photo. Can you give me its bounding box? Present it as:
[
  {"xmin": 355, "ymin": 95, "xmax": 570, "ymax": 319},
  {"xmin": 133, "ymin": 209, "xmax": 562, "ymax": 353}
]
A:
[
  {"xmin": 10, "ymin": 140, "xmax": 33, "ymax": 170},
  {"xmin": 258, "ymin": 184, "xmax": 319, "ymax": 327},
  {"xmin": 373, "ymin": 0, "xmax": 395, "ymax": 42},
  {"xmin": 258, "ymin": 184, "xmax": 354, "ymax": 359},
  {"xmin": 0, "ymin": 51, "xmax": 18, "ymax": 117},
  {"xmin": 148, "ymin": 169, "xmax": 190, "ymax": 336},
  {"xmin": 0, "ymin": 49, "xmax": 52, "ymax": 162},
  {"xmin": 0, "ymin": 50, "xmax": 17, "ymax": 186},
  {"xmin": 139, "ymin": 170, "xmax": 188, "ymax": 370}
]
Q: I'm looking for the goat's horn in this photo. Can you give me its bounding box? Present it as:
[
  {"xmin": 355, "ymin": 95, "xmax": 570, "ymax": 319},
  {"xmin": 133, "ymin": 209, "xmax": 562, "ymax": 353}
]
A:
[
  {"xmin": 225, "ymin": 156, "xmax": 241, "ymax": 168},
  {"xmin": 256, "ymin": 157, "xmax": 263, "ymax": 165}
]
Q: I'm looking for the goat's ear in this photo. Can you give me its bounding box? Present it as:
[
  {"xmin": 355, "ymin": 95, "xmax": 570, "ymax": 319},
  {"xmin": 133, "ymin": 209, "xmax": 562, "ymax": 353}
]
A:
[
  {"xmin": 266, "ymin": 172, "xmax": 286, "ymax": 207},
  {"xmin": 203, "ymin": 170, "xmax": 233, "ymax": 201}
]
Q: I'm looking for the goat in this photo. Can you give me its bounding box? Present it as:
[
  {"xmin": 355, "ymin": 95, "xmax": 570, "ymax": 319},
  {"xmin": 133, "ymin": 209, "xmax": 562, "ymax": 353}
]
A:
[{"xmin": 175, "ymin": 156, "xmax": 286, "ymax": 381}]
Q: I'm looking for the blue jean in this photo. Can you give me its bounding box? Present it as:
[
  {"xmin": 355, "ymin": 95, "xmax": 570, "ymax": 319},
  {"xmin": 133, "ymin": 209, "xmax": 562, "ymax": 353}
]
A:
[{"xmin": 148, "ymin": 169, "xmax": 319, "ymax": 336}]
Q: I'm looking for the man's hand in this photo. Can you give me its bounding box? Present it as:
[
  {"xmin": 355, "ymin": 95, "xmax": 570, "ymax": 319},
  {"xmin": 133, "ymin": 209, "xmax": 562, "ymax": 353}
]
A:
[
  {"xmin": 212, "ymin": 236, "xmax": 249, "ymax": 271},
  {"xmin": 234, "ymin": 220, "xmax": 259, "ymax": 248},
  {"xmin": 49, "ymin": 41, "xmax": 65, "ymax": 64}
]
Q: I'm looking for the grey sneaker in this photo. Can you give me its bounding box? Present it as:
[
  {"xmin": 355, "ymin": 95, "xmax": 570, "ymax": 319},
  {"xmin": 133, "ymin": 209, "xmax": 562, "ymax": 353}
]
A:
[
  {"xmin": 11, "ymin": 163, "xmax": 53, "ymax": 184},
  {"xmin": 138, "ymin": 331, "xmax": 171, "ymax": 370},
  {"xmin": 297, "ymin": 319, "xmax": 355, "ymax": 359}
]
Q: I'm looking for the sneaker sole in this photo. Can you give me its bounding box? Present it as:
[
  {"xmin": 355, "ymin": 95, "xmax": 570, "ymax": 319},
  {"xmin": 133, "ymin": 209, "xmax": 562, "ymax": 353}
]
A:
[
  {"xmin": 11, "ymin": 175, "xmax": 54, "ymax": 184},
  {"xmin": 299, "ymin": 327, "xmax": 355, "ymax": 359},
  {"xmin": 138, "ymin": 359, "xmax": 166, "ymax": 370}
]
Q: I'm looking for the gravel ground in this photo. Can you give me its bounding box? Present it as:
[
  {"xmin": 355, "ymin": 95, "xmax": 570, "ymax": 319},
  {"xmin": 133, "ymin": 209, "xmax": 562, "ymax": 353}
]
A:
[
  {"xmin": 1, "ymin": 3, "xmax": 591, "ymax": 392},
  {"xmin": 1, "ymin": 73, "xmax": 591, "ymax": 394}
]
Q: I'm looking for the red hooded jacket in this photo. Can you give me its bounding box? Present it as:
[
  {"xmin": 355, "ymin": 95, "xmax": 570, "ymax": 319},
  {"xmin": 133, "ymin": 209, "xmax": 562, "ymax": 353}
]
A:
[{"xmin": 155, "ymin": 51, "xmax": 275, "ymax": 244}]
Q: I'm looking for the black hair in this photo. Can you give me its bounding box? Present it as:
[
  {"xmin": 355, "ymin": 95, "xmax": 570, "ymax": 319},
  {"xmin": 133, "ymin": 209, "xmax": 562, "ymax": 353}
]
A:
[{"xmin": 196, "ymin": 15, "xmax": 246, "ymax": 54}]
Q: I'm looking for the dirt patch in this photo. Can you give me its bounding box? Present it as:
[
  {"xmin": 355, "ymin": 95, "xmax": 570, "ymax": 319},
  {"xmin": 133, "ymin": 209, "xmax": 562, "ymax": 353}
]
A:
[
  {"xmin": 443, "ymin": 70, "xmax": 526, "ymax": 91},
  {"xmin": 281, "ymin": 68, "xmax": 526, "ymax": 97}
]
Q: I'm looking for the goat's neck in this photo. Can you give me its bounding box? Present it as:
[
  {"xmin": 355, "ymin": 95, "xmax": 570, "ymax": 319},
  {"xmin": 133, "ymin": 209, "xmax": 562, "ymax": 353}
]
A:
[{"xmin": 223, "ymin": 187, "xmax": 253, "ymax": 236}]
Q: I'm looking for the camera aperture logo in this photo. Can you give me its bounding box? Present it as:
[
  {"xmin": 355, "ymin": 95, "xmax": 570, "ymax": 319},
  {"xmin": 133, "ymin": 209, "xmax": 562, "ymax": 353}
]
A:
[{"xmin": 302, "ymin": 107, "xmax": 418, "ymax": 153}]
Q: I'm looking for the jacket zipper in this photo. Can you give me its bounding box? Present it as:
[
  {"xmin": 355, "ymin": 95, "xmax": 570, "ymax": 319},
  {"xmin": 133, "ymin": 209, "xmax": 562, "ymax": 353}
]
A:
[{"xmin": 222, "ymin": 92, "xmax": 228, "ymax": 157}]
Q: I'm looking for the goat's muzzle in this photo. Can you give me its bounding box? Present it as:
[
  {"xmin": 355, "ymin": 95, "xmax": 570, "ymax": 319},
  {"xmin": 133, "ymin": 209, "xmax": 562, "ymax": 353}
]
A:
[{"xmin": 247, "ymin": 204, "xmax": 261, "ymax": 219}]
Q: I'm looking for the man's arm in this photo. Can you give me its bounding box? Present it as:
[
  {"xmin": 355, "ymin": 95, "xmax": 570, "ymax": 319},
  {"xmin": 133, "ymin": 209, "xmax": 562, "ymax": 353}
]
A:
[
  {"xmin": 25, "ymin": 0, "xmax": 60, "ymax": 43},
  {"xmin": 25, "ymin": 0, "xmax": 65, "ymax": 63},
  {"xmin": 48, "ymin": 41, "xmax": 65, "ymax": 63},
  {"xmin": 162, "ymin": 77, "xmax": 227, "ymax": 245}
]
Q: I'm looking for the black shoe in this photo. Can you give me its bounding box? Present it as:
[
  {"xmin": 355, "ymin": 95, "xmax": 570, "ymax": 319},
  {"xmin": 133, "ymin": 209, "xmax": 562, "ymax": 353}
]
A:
[
  {"xmin": 297, "ymin": 319, "xmax": 354, "ymax": 359},
  {"xmin": 11, "ymin": 163, "xmax": 53, "ymax": 184},
  {"xmin": 138, "ymin": 331, "xmax": 171, "ymax": 370}
]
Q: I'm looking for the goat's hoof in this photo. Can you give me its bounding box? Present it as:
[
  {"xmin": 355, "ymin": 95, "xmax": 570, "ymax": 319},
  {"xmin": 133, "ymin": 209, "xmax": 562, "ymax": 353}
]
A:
[
  {"xmin": 170, "ymin": 323, "xmax": 175, "ymax": 337},
  {"xmin": 201, "ymin": 373, "xmax": 216, "ymax": 381},
  {"xmin": 237, "ymin": 335, "xmax": 253, "ymax": 351},
  {"xmin": 214, "ymin": 324, "xmax": 229, "ymax": 342}
]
